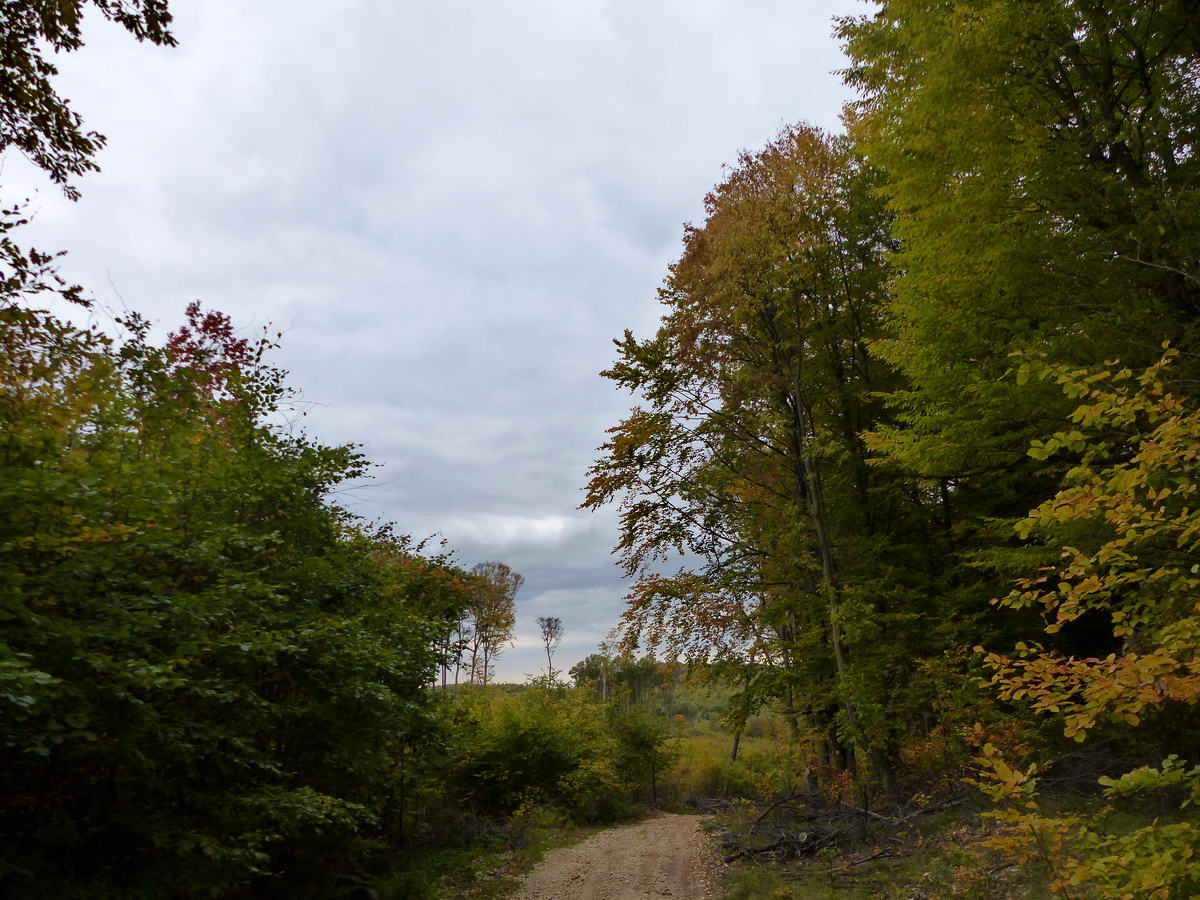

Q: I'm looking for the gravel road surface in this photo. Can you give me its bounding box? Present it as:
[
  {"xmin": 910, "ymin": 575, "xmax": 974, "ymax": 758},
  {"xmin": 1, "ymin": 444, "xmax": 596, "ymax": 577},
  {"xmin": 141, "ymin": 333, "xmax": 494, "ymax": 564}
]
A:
[{"xmin": 512, "ymin": 813, "xmax": 720, "ymax": 900}]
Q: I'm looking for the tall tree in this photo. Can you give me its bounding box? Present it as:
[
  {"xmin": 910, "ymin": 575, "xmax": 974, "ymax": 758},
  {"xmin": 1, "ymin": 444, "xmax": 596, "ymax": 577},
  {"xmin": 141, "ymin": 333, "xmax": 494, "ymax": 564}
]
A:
[
  {"xmin": 585, "ymin": 124, "xmax": 934, "ymax": 798},
  {"xmin": 838, "ymin": 0, "xmax": 1200, "ymax": 507},
  {"xmin": 537, "ymin": 616, "xmax": 563, "ymax": 682},
  {"xmin": 835, "ymin": 0, "xmax": 1200, "ymax": 775}
]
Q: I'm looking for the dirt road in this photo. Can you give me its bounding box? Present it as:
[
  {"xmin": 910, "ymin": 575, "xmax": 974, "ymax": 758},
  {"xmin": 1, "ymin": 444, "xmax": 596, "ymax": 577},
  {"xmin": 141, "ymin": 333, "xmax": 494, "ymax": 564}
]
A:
[{"xmin": 512, "ymin": 813, "xmax": 720, "ymax": 900}]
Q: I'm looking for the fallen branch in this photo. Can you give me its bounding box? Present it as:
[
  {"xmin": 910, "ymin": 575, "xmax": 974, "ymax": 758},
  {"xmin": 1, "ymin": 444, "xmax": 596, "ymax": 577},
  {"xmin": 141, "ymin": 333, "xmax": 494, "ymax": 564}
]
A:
[
  {"xmin": 723, "ymin": 830, "xmax": 832, "ymax": 863},
  {"xmin": 836, "ymin": 800, "xmax": 895, "ymax": 823},
  {"xmin": 749, "ymin": 790, "xmax": 804, "ymax": 836},
  {"xmin": 829, "ymin": 847, "xmax": 901, "ymax": 874}
]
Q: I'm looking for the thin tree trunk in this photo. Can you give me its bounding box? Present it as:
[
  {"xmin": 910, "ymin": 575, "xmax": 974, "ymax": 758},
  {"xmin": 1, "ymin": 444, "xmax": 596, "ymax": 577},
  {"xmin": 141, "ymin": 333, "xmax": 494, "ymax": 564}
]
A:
[{"xmin": 791, "ymin": 374, "xmax": 901, "ymax": 805}]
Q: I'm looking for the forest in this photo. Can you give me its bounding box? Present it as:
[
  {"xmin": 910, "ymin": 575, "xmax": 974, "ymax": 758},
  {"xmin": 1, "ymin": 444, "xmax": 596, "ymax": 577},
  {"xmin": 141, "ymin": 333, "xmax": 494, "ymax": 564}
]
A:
[{"xmin": 2, "ymin": 1, "xmax": 1198, "ymax": 898}]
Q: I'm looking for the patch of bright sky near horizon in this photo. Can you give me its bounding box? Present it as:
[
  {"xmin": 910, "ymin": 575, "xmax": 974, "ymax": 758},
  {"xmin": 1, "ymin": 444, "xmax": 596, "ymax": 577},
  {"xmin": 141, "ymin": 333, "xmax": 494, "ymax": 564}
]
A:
[{"xmin": 5, "ymin": 0, "xmax": 870, "ymax": 682}]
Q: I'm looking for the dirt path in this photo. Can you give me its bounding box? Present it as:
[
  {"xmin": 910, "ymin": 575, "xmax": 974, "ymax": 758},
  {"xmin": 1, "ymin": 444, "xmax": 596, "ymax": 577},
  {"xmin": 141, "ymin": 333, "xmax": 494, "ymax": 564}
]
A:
[{"xmin": 512, "ymin": 813, "xmax": 721, "ymax": 900}]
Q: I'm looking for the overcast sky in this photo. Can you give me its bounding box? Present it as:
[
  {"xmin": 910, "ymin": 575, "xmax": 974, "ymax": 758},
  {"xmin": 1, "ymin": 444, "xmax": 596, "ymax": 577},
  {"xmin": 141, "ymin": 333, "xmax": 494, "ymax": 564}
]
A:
[{"xmin": 8, "ymin": 0, "xmax": 868, "ymax": 681}]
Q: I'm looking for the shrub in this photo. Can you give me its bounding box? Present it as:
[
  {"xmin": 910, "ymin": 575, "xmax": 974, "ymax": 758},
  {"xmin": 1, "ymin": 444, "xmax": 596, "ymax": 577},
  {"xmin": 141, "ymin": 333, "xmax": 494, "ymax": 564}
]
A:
[{"xmin": 0, "ymin": 307, "xmax": 470, "ymax": 898}]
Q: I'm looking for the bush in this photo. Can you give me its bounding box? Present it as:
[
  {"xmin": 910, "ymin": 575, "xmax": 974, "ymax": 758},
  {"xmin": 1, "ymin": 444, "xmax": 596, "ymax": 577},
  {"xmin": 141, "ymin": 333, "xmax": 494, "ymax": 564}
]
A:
[
  {"xmin": 0, "ymin": 307, "xmax": 470, "ymax": 899},
  {"xmin": 449, "ymin": 687, "xmax": 635, "ymax": 825}
]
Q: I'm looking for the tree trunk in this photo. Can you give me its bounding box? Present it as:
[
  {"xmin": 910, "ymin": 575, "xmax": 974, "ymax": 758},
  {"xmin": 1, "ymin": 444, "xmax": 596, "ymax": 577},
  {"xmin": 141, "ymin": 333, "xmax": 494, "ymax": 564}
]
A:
[
  {"xmin": 870, "ymin": 748, "xmax": 900, "ymax": 806},
  {"xmin": 789, "ymin": 380, "xmax": 901, "ymax": 804}
]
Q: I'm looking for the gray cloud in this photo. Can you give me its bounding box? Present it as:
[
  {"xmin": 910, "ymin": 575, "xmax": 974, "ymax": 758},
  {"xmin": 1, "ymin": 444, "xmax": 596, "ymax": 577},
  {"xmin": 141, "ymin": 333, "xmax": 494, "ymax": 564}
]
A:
[{"xmin": 6, "ymin": 0, "xmax": 868, "ymax": 679}]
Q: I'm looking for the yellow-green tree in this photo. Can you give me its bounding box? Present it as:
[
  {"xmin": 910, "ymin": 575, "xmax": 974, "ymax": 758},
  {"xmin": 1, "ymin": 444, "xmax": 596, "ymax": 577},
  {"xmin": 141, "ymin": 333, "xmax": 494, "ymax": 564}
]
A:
[{"xmin": 839, "ymin": 0, "xmax": 1200, "ymax": 512}]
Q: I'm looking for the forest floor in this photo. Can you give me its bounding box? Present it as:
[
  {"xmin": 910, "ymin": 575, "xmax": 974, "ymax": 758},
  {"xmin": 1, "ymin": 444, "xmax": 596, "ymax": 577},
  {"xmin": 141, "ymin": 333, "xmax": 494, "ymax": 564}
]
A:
[
  {"xmin": 510, "ymin": 812, "xmax": 723, "ymax": 899},
  {"xmin": 711, "ymin": 797, "xmax": 1049, "ymax": 900}
]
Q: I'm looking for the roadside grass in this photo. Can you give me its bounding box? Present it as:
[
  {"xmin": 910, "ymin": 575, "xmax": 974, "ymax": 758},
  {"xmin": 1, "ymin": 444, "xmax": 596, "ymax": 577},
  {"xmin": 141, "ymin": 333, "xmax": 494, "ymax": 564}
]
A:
[{"xmin": 373, "ymin": 805, "xmax": 641, "ymax": 899}]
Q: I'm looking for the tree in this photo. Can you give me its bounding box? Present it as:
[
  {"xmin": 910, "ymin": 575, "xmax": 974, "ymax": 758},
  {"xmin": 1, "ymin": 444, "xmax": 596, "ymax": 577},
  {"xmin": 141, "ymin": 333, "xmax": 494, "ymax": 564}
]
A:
[
  {"xmin": 537, "ymin": 616, "xmax": 564, "ymax": 682},
  {"xmin": 569, "ymin": 653, "xmax": 610, "ymax": 699},
  {"xmin": 1, "ymin": 0, "xmax": 176, "ymax": 200},
  {"xmin": 0, "ymin": 304, "xmax": 473, "ymax": 897},
  {"xmin": 612, "ymin": 709, "xmax": 676, "ymax": 805},
  {"xmin": 838, "ymin": 0, "xmax": 1200, "ymax": 522},
  {"xmin": 833, "ymin": 0, "xmax": 1200, "ymax": 809},
  {"xmin": 584, "ymin": 123, "xmax": 929, "ymax": 800},
  {"xmin": 569, "ymin": 652, "xmax": 668, "ymax": 707},
  {"xmin": 465, "ymin": 561, "xmax": 521, "ymax": 685}
]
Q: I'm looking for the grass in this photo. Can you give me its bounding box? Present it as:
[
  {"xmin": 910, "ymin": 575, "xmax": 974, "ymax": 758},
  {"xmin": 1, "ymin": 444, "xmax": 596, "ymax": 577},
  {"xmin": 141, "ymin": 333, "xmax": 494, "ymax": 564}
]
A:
[
  {"xmin": 660, "ymin": 718, "xmax": 797, "ymax": 805},
  {"xmin": 372, "ymin": 806, "xmax": 643, "ymax": 899}
]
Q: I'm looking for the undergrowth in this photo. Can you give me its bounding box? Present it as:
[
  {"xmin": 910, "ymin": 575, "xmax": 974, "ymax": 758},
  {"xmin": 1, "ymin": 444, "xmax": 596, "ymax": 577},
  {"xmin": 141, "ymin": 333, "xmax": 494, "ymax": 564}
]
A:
[
  {"xmin": 376, "ymin": 804, "xmax": 624, "ymax": 899},
  {"xmin": 711, "ymin": 787, "xmax": 1194, "ymax": 899}
]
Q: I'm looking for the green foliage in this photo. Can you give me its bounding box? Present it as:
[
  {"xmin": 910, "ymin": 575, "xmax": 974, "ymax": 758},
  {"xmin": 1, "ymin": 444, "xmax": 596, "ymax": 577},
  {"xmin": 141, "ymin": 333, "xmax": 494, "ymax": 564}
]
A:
[
  {"xmin": 586, "ymin": 123, "xmax": 947, "ymax": 802},
  {"xmin": 569, "ymin": 651, "xmax": 672, "ymax": 707},
  {"xmin": 721, "ymin": 865, "xmax": 797, "ymax": 900},
  {"xmin": 6, "ymin": 0, "xmax": 1200, "ymax": 896},
  {"xmin": 586, "ymin": 10, "xmax": 1200, "ymax": 899},
  {"xmin": 840, "ymin": 0, "xmax": 1200, "ymax": 462},
  {"xmin": 611, "ymin": 708, "xmax": 678, "ymax": 803},
  {"xmin": 456, "ymin": 698, "xmax": 591, "ymax": 815},
  {"xmin": 664, "ymin": 723, "xmax": 784, "ymax": 802},
  {"xmin": 0, "ymin": 304, "xmax": 471, "ymax": 898},
  {"xmin": 984, "ymin": 353, "xmax": 1200, "ymax": 740},
  {"xmin": 974, "ymin": 744, "xmax": 1200, "ymax": 899},
  {"xmin": 444, "ymin": 686, "xmax": 665, "ymax": 826}
]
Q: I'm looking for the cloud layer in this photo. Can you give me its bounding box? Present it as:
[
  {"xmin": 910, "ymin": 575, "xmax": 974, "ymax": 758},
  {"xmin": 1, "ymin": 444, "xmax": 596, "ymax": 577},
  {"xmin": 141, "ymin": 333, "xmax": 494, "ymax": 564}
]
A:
[{"xmin": 6, "ymin": 0, "xmax": 867, "ymax": 680}]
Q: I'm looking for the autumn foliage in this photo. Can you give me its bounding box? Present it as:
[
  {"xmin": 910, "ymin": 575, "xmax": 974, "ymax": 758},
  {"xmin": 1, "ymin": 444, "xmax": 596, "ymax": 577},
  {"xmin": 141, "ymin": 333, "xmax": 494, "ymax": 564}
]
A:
[{"xmin": 589, "ymin": 0, "xmax": 1200, "ymax": 893}]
